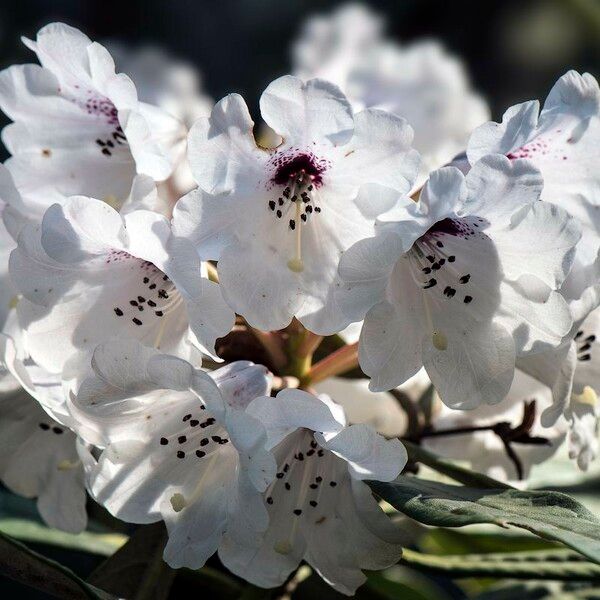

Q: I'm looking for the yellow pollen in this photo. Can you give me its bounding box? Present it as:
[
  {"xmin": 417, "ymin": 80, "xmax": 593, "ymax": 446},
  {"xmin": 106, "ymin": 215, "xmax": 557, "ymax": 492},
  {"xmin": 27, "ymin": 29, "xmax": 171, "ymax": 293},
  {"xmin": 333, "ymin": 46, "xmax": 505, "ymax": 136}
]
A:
[
  {"xmin": 274, "ymin": 540, "xmax": 292, "ymax": 555},
  {"xmin": 57, "ymin": 459, "xmax": 80, "ymax": 471},
  {"xmin": 572, "ymin": 386, "xmax": 598, "ymax": 407},
  {"xmin": 287, "ymin": 258, "xmax": 304, "ymax": 273},
  {"xmin": 170, "ymin": 492, "xmax": 187, "ymax": 512},
  {"xmin": 432, "ymin": 331, "xmax": 448, "ymax": 351}
]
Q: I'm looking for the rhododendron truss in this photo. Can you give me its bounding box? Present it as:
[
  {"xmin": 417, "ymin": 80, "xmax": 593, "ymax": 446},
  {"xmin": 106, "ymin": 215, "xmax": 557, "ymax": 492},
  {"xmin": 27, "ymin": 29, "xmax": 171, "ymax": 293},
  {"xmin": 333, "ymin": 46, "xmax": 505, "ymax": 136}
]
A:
[{"xmin": 0, "ymin": 6, "xmax": 599, "ymax": 600}]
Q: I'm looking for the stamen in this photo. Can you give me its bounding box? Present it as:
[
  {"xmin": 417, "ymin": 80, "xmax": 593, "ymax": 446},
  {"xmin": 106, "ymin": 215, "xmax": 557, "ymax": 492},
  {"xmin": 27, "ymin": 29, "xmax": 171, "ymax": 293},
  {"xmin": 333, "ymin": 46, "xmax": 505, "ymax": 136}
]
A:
[
  {"xmin": 432, "ymin": 331, "xmax": 448, "ymax": 351},
  {"xmin": 170, "ymin": 492, "xmax": 186, "ymax": 512},
  {"xmin": 287, "ymin": 194, "xmax": 304, "ymax": 273}
]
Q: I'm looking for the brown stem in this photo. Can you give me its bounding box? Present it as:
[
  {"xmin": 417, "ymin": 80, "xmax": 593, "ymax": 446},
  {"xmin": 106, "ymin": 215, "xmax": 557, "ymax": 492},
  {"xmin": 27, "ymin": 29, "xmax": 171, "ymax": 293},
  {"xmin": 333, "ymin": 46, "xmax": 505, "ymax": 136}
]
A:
[
  {"xmin": 249, "ymin": 327, "xmax": 288, "ymax": 372},
  {"xmin": 305, "ymin": 342, "xmax": 359, "ymax": 385},
  {"xmin": 414, "ymin": 423, "xmax": 500, "ymax": 439},
  {"xmin": 296, "ymin": 331, "xmax": 324, "ymax": 360},
  {"xmin": 389, "ymin": 389, "xmax": 422, "ymax": 439}
]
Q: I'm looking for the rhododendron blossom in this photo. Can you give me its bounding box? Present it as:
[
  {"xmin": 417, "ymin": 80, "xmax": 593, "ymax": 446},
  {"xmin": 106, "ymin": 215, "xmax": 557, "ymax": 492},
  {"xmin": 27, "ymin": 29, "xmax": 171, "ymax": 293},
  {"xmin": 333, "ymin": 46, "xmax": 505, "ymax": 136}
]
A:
[{"xmin": 0, "ymin": 9, "xmax": 598, "ymax": 599}]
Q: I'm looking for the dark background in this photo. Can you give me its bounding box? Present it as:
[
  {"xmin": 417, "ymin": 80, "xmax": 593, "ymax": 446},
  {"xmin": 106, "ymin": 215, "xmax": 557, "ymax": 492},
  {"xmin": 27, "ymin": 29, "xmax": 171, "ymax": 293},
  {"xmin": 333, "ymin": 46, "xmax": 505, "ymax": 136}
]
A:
[{"xmin": 0, "ymin": 0, "xmax": 597, "ymax": 127}]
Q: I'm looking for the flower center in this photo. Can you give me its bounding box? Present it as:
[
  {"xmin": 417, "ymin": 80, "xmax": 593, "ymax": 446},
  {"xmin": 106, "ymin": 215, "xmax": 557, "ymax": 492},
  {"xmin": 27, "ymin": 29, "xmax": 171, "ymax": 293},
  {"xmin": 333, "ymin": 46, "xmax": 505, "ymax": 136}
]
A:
[
  {"xmin": 267, "ymin": 151, "xmax": 330, "ymax": 273},
  {"xmin": 159, "ymin": 404, "xmax": 232, "ymax": 513},
  {"xmin": 265, "ymin": 429, "xmax": 345, "ymax": 554},
  {"xmin": 406, "ymin": 216, "xmax": 488, "ymax": 351},
  {"xmin": 69, "ymin": 87, "xmax": 128, "ymax": 158},
  {"xmin": 109, "ymin": 252, "xmax": 184, "ymax": 348}
]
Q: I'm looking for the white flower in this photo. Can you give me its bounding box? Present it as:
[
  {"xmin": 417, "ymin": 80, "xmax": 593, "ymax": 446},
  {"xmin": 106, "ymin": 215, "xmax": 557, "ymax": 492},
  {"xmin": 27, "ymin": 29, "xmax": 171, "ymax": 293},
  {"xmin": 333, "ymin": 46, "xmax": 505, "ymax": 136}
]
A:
[
  {"xmin": 338, "ymin": 155, "xmax": 580, "ymax": 408},
  {"xmin": 565, "ymin": 306, "xmax": 600, "ymax": 470},
  {"xmin": 107, "ymin": 43, "xmax": 213, "ymax": 129},
  {"xmin": 292, "ymin": 3, "xmax": 490, "ymax": 181},
  {"xmin": 0, "ymin": 23, "xmax": 184, "ymax": 208},
  {"xmin": 0, "ymin": 324, "xmax": 88, "ymax": 532},
  {"xmin": 70, "ymin": 339, "xmax": 276, "ymax": 569},
  {"xmin": 0, "ymin": 166, "xmax": 21, "ymax": 331},
  {"xmin": 293, "ymin": 3, "xmax": 383, "ymax": 90},
  {"xmin": 174, "ymin": 74, "xmax": 419, "ymax": 333},
  {"xmin": 107, "ymin": 42, "xmax": 215, "ymax": 205},
  {"xmin": 9, "ymin": 196, "xmax": 234, "ymax": 373},
  {"xmin": 568, "ymin": 387, "xmax": 599, "ymax": 471},
  {"xmin": 466, "ymin": 73, "xmax": 600, "ymax": 429},
  {"xmin": 0, "ymin": 391, "xmax": 86, "ymax": 533},
  {"xmin": 424, "ymin": 369, "xmax": 568, "ymax": 482},
  {"xmin": 468, "ymin": 70, "xmax": 600, "ymax": 286},
  {"xmin": 219, "ymin": 389, "xmax": 407, "ymax": 596}
]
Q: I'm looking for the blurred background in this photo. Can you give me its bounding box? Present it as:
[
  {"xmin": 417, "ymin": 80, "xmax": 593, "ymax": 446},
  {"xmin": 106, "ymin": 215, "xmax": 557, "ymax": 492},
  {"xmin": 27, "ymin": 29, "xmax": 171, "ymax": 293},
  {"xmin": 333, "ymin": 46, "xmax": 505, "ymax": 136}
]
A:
[
  {"xmin": 0, "ymin": 0, "xmax": 598, "ymax": 597},
  {"xmin": 0, "ymin": 0, "xmax": 597, "ymax": 147}
]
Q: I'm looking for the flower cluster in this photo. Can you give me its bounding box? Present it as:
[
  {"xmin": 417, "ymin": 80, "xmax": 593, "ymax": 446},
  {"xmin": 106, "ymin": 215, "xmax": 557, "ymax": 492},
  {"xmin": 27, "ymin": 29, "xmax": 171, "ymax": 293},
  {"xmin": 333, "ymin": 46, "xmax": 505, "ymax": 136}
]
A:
[{"xmin": 0, "ymin": 5, "xmax": 598, "ymax": 596}]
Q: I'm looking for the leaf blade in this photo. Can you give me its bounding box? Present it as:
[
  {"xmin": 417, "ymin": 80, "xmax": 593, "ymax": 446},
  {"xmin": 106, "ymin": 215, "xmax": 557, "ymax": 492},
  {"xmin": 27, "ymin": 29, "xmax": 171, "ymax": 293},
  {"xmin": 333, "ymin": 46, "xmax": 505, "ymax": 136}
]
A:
[
  {"xmin": 370, "ymin": 477, "xmax": 600, "ymax": 564},
  {"xmin": 0, "ymin": 529, "xmax": 116, "ymax": 600}
]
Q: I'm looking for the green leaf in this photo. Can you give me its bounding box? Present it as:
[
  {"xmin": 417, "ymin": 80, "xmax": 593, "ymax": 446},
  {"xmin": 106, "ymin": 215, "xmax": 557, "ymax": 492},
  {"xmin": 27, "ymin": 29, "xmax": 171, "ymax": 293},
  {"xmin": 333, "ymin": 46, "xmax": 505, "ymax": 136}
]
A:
[
  {"xmin": 402, "ymin": 441, "xmax": 513, "ymax": 489},
  {"xmin": 420, "ymin": 528, "xmax": 560, "ymax": 555},
  {"xmin": 0, "ymin": 518, "xmax": 127, "ymax": 556},
  {"xmin": 366, "ymin": 572, "xmax": 437, "ymax": 600},
  {"xmin": 0, "ymin": 528, "xmax": 116, "ymax": 599},
  {"xmin": 473, "ymin": 580, "xmax": 600, "ymax": 600},
  {"xmin": 399, "ymin": 548, "xmax": 600, "ymax": 581},
  {"xmin": 370, "ymin": 476, "xmax": 600, "ymax": 564}
]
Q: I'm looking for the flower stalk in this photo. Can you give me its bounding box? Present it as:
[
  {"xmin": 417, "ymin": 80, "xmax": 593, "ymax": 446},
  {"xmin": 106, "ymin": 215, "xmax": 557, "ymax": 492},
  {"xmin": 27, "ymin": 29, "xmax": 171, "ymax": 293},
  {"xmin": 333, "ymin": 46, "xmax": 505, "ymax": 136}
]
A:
[
  {"xmin": 304, "ymin": 341, "xmax": 359, "ymax": 386},
  {"xmin": 249, "ymin": 327, "xmax": 288, "ymax": 372}
]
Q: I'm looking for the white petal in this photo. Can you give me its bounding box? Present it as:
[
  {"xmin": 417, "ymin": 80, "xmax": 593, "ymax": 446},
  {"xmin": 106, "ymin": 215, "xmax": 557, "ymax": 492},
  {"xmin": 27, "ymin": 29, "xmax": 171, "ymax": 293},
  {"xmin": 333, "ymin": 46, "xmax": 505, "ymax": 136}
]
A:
[
  {"xmin": 41, "ymin": 198, "xmax": 127, "ymax": 263},
  {"xmin": 172, "ymin": 188, "xmax": 239, "ymax": 260},
  {"xmin": 247, "ymin": 389, "xmax": 344, "ymax": 449},
  {"xmin": 468, "ymin": 101, "xmax": 540, "ymax": 163},
  {"xmin": 517, "ymin": 342, "xmax": 576, "ymax": 427},
  {"xmin": 187, "ymin": 93, "xmax": 266, "ymax": 195},
  {"xmin": 359, "ymin": 300, "xmax": 424, "ymax": 392},
  {"xmin": 423, "ymin": 321, "xmax": 516, "ymax": 409},
  {"xmin": 337, "ymin": 232, "xmax": 404, "ymax": 323},
  {"xmin": 314, "ymin": 377, "xmax": 408, "ymax": 437},
  {"xmin": 322, "ymin": 424, "xmax": 407, "ymax": 481},
  {"xmin": 327, "ymin": 109, "xmax": 420, "ymax": 193},
  {"xmin": 210, "ymin": 361, "xmax": 272, "ymax": 411},
  {"xmin": 498, "ymin": 278, "xmax": 573, "ymax": 353},
  {"xmin": 259, "ymin": 76, "xmax": 353, "ymax": 147},
  {"xmin": 491, "ymin": 200, "xmax": 580, "ymax": 288},
  {"xmin": 464, "ymin": 154, "xmax": 543, "ymax": 226}
]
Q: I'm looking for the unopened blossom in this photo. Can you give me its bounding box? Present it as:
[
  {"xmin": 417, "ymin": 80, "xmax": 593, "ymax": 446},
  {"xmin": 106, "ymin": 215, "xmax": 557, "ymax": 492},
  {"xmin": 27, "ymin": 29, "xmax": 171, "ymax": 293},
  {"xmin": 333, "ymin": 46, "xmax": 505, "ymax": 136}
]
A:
[
  {"xmin": 175, "ymin": 75, "xmax": 419, "ymax": 333},
  {"xmin": 219, "ymin": 389, "xmax": 407, "ymax": 596},
  {"xmin": 293, "ymin": 3, "xmax": 490, "ymax": 180},
  {"xmin": 338, "ymin": 155, "xmax": 580, "ymax": 408},
  {"xmin": 9, "ymin": 196, "xmax": 234, "ymax": 373},
  {"xmin": 71, "ymin": 340, "xmax": 276, "ymax": 569},
  {"xmin": 0, "ymin": 23, "xmax": 184, "ymax": 207},
  {"xmin": 424, "ymin": 369, "xmax": 568, "ymax": 482}
]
